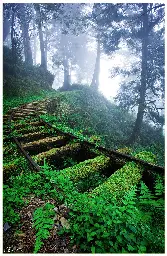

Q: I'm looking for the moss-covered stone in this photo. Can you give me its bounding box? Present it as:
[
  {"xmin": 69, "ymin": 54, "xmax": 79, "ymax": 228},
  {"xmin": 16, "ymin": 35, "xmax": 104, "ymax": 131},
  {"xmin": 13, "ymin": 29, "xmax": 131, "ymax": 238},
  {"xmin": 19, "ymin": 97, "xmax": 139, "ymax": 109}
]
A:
[
  {"xmin": 22, "ymin": 136, "xmax": 67, "ymax": 151},
  {"xmin": 14, "ymin": 121, "xmax": 43, "ymax": 129},
  {"xmin": 90, "ymin": 151, "xmax": 155, "ymax": 198},
  {"xmin": 135, "ymin": 151, "xmax": 157, "ymax": 164},
  {"xmin": 116, "ymin": 147, "xmax": 133, "ymax": 155},
  {"xmin": 33, "ymin": 143, "xmax": 82, "ymax": 165},
  {"xmin": 18, "ymin": 131, "xmax": 50, "ymax": 142},
  {"xmin": 91, "ymin": 161, "xmax": 142, "ymax": 198},
  {"xmin": 61, "ymin": 155, "xmax": 111, "ymax": 181}
]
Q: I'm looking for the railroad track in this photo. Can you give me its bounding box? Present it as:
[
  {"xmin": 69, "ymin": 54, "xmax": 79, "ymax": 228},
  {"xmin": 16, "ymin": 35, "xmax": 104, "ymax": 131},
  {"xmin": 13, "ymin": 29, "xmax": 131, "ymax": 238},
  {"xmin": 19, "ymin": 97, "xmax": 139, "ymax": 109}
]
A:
[{"xmin": 3, "ymin": 100, "xmax": 164, "ymax": 194}]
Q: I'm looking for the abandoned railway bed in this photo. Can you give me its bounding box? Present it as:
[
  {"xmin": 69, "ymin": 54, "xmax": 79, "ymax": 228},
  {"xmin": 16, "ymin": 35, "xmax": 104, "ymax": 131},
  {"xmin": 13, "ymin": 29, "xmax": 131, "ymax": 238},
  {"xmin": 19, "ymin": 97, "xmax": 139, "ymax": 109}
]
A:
[
  {"xmin": 3, "ymin": 99, "xmax": 165, "ymax": 253},
  {"xmin": 4, "ymin": 100, "xmax": 164, "ymax": 179}
]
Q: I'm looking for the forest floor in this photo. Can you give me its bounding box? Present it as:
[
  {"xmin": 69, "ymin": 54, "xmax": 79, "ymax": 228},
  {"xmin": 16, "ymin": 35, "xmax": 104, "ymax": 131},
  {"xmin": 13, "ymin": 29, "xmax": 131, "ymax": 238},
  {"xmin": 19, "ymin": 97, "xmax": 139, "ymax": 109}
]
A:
[{"xmin": 3, "ymin": 197, "xmax": 78, "ymax": 253}]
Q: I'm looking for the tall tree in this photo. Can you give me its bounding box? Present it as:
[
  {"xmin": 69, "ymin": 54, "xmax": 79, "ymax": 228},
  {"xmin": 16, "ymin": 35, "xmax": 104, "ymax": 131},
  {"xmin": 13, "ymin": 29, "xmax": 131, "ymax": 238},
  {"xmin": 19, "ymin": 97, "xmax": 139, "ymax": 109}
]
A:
[
  {"xmin": 51, "ymin": 3, "xmax": 87, "ymax": 90},
  {"xmin": 91, "ymin": 35, "xmax": 100, "ymax": 89},
  {"xmin": 17, "ymin": 4, "xmax": 33, "ymax": 65},
  {"xmin": 128, "ymin": 3, "xmax": 148, "ymax": 144},
  {"xmin": 89, "ymin": 3, "xmax": 123, "ymax": 90},
  {"xmin": 34, "ymin": 4, "xmax": 46, "ymax": 69},
  {"xmin": 3, "ymin": 10, "xmax": 11, "ymax": 42},
  {"xmin": 102, "ymin": 3, "xmax": 165, "ymax": 143}
]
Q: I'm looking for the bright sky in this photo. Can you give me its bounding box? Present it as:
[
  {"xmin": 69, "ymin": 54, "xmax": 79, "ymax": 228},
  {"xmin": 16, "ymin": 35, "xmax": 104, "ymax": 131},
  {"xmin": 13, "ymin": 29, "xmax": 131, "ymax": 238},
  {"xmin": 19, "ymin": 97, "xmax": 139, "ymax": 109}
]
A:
[{"xmin": 99, "ymin": 58, "xmax": 121, "ymax": 100}]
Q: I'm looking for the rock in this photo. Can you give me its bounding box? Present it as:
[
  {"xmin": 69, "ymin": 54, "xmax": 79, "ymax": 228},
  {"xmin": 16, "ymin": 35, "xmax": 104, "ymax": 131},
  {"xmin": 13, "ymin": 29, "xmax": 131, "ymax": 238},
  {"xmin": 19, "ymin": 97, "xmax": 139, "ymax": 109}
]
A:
[
  {"xmin": 61, "ymin": 240, "xmax": 66, "ymax": 247},
  {"xmin": 3, "ymin": 222, "xmax": 11, "ymax": 232},
  {"xmin": 59, "ymin": 204, "xmax": 65, "ymax": 210},
  {"xmin": 54, "ymin": 207, "xmax": 59, "ymax": 212},
  {"xmin": 18, "ymin": 244, "xmax": 24, "ymax": 250},
  {"xmin": 60, "ymin": 217, "xmax": 70, "ymax": 229}
]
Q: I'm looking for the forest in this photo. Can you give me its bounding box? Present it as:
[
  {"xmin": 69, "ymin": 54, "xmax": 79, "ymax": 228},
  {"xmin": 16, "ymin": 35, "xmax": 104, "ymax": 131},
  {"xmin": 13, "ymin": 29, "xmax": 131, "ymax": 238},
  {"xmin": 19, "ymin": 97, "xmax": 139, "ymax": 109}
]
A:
[{"xmin": 3, "ymin": 3, "xmax": 165, "ymax": 254}]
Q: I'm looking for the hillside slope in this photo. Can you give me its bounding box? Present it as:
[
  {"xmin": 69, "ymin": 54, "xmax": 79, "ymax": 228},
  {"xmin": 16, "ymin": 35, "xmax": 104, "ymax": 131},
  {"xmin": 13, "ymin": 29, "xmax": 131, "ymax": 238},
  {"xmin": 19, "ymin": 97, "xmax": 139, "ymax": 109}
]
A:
[{"xmin": 40, "ymin": 85, "xmax": 164, "ymax": 166}]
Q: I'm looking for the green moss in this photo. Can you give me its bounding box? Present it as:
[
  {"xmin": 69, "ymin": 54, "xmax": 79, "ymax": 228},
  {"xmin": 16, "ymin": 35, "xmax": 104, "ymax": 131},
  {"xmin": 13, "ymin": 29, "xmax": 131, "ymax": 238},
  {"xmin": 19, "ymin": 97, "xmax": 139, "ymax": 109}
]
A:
[
  {"xmin": 61, "ymin": 155, "xmax": 111, "ymax": 181},
  {"xmin": 3, "ymin": 163, "xmax": 18, "ymax": 174},
  {"xmin": 135, "ymin": 151, "xmax": 157, "ymax": 164},
  {"xmin": 117, "ymin": 147, "xmax": 133, "ymax": 155},
  {"xmin": 91, "ymin": 161, "xmax": 142, "ymax": 198},
  {"xmin": 33, "ymin": 143, "xmax": 82, "ymax": 164},
  {"xmin": 91, "ymin": 151, "xmax": 155, "ymax": 198}
]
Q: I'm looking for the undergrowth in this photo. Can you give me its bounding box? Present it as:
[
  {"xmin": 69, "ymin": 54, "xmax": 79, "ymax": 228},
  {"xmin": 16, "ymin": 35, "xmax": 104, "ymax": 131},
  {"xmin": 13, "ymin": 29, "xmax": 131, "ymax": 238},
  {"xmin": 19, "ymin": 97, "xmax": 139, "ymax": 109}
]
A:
[
  {"xmin": 40, "ymin": 87, "xmax": 164, "ymax": 166},
  {"xmin": 33, "ymin": 203, "xmax": 55, "ymax": 253},
  {"xmin": 3, "ymin": 154, "xmax": 165, "ymax": 253}
]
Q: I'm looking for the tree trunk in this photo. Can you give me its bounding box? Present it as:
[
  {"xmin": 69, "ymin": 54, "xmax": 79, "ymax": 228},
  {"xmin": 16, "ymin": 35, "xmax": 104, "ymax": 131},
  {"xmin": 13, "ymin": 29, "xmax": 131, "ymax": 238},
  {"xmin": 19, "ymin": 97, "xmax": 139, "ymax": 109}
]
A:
[
  {"xmin": 128, "ymin": 3, "xmax": 148, "ymax": 144},
  {"xmin": 33, "ymin": 31, "xmax": 37, "ymax": 65},
  {"xmin": 61, "ymin": 32, "xmax": 70, "ymax": 90},
  {"xmin": 63, "ymin": 55, "xmax": 70, "ymax": 90},
  {"xmin": 38, "ymin": 22, "xmax": 46, "ymax": 69},
  {"xmin": 19, "ymin": 4, "xmax": 33, "ymax": 65},
  {"xmin": 44, "ymin": 26, "xmax": 48, "ymax": 69},
  {"xmin": 32, "ymin": 12, "xmax": 37, "ymax": 65},
  {"xmin": 91, "ymin": 35, "xmax": 100, "ymax": 89},
  {"xmin": 11, "ymin": 7, "xmax": 15, "ymax": 61},
  {"xmin": 3, "ymin": 18, "xmax": 11, "ymax": 42},
  {"xmin": 34, "ymin": 4, "xmax": 46, "ymax": 69}
]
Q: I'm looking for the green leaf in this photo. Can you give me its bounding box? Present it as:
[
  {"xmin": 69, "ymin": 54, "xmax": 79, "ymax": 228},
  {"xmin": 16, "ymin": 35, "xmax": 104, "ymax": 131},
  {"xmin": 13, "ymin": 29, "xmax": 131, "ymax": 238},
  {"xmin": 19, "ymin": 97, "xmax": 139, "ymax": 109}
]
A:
[
  {"xmin": 139, "ymin": 245, "xmax": 147, "ymax": 253},
  {"xmin": 127, "ymin": 244, "xmax": 135, "ymax": 251},
  {"xmin": 91, "ymin": 246, "xmax": 95, "ymax": 254}
]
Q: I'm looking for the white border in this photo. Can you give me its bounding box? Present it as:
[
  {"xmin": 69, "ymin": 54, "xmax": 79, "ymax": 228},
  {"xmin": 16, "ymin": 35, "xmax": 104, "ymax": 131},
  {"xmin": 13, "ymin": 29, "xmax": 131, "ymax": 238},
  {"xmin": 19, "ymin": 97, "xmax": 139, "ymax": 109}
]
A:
[{"xmin": 1, "ymin": 1, "xmax": 166, "ymax": 256}]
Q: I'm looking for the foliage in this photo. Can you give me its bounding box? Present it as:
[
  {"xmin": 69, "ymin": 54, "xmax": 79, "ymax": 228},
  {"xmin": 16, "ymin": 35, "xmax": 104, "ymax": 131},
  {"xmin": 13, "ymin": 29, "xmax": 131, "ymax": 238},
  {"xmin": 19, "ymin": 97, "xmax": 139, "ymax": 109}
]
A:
[
  {"xmin": 3, "ymin": 184, "xmax": 25, "ymax": 225},
  {"xmin": 33, "ymin": 203, "xmax": 55, "ymax": 253},
  {"xmin": 3, "ymin": 46, "xmax": 54, "ymax": 97},
  {"xmin": 62, "ymin": 155, "xmax": 110, "ymax": 182},
  {"xmin": 58, "ymin": 182, "xmax": 164, "ymax": 253},
  {"xmin": 134, "ymin": 151, "xmax": 156, "ymax": 164},
  {"xmin": 40, "ymin": 87, "xmax": 164, "ymax": 166},
  {"xmin": 3, "ymin": 90, "xmax": 57, "ymax": 114},
  {"xmin": 74, "ymin": 172, "xmax": 107, "ymax": 193},
  {"xmin": 3, "ymin": 147, "xmax": 164, "ymax": 253}
]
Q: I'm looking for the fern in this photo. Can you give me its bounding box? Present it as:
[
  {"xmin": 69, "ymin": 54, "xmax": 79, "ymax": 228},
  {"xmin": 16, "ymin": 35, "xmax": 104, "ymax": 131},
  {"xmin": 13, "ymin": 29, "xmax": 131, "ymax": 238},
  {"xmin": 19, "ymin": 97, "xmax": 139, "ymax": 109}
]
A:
[
  {"xmin": 33, "ymin": 203, "xmax": 55, "ymax": 253},
  {"xmin": 122, "ymin": 185, "xmax": 137, "ymax": 205},
  {"xmin": 139, "ymin": 181, "xmax": 155, "ymax": 203},
  {"xmin": 154, "ymin": 175, "xmax": 164, "ymax": 196}
]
